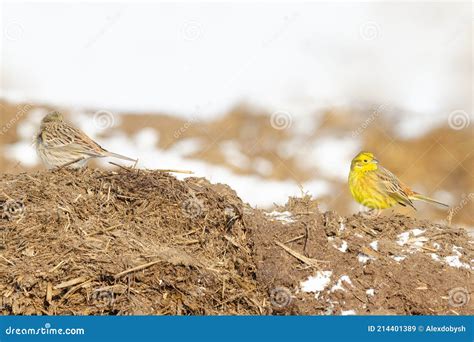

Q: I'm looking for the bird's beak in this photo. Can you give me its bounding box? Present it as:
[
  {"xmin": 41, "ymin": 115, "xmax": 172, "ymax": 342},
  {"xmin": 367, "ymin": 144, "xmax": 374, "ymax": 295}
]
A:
[{"xmin": 372, "ymin": 158, "xmax": 379, "ymax": 164}]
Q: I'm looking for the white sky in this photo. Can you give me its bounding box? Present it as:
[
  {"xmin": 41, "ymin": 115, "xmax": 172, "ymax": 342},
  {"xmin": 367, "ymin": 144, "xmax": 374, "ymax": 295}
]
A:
[{"xmin": 1, "ymin": 2, "xmax": 472, "ymax": 119}]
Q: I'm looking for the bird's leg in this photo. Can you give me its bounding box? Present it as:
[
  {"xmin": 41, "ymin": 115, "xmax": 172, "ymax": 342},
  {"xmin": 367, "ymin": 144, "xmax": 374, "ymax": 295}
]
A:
[
  {"xmin": 55, "ymin": 157, "xmax": 86, "ymax": 170},
  {"xmin": 361, "ymin": 208, "xmax": 374, "ymax": 217}
]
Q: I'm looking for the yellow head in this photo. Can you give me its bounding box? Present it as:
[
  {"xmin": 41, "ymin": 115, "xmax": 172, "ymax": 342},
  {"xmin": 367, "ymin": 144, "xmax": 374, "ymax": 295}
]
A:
[
  {"xmin": 41, "ymin": 111, "xmax": 64, "ymax": 124},
  {"xmin": 350, "ymin": 151, "xmax": 378, "ymax": 172}
]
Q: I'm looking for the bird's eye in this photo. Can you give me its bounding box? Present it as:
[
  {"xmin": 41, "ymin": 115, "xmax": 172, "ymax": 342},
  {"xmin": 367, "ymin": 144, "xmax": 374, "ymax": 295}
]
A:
[{"xmin": 363, "ymin": 159, "xmax": 367, "ymax": 162}]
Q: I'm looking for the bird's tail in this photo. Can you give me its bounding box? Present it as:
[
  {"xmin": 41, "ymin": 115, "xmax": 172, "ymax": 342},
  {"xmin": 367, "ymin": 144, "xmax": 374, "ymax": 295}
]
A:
[
  {"xmin": 411, "ymin": 193, "xmax": 449, "ymax": 208},
  {"xmin": 104, "ymin": 151, "xmax": 137, "ymax": 163}
]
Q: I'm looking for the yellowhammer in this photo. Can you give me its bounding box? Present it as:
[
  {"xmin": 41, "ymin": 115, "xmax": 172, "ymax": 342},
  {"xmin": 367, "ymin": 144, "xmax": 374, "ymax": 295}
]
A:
[
  {"xmin": 35, "ymin": 111, "xmax": 136, "ymax": 169},
  {"xmin": 349, "ymin": 151, "xmax": 448, "ymax": 210}
]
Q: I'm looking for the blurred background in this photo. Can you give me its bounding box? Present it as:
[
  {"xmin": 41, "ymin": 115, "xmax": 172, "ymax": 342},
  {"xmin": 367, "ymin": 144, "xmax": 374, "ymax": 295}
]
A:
[{"xmin": 1, "ymin": 2, "xmax": 473, "ymax": 225}]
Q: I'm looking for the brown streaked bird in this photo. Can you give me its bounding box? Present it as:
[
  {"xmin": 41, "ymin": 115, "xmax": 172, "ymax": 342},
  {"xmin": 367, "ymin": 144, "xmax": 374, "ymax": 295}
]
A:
[{"xmin": 35, "ymin": 111, "xmax": 136, "ymax": 169}]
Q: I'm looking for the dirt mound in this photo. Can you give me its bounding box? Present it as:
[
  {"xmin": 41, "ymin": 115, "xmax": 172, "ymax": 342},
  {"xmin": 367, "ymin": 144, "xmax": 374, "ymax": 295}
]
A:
[
  {"xmin": 255, "ymin": 199, "xmax": 472, "ymax": 315},
  {"xmin": 0, "ymin": 169, "xmax": 472, "ymax": 315}
]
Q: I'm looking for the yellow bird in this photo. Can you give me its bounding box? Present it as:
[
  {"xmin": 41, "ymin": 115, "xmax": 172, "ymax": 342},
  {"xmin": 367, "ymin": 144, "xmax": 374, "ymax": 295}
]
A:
[{"xmin": 348, "ymin": 151, "xmax": 448, "ymax": 210}]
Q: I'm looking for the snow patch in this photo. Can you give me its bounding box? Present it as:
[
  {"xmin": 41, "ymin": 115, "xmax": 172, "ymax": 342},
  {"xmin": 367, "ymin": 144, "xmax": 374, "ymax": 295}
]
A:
[
  {"xmin": 358, "ymin": 253, "xmax": 373, "ymax": 263},
  {"xmin": 444, "ymin": 255, "xmax": 471, "ymax": 269},
  {"xmin": 330, "ymin": 275, "xmax": 353, "ymax": 292},
  {"xmin": 265, "ymin": 211, "xmax": 295, "ymax": 224},
  {"xmin": 431, "ymin": 246, "xmax": 471, "ymax": 269},
  {"xmin": 300, "ymin": 271, "xmax": 332, "ymax": 298},
  {"xmin": 392, "ymin": 255, "xmax": 407, "ymax": 262},
  {"xmin": 336, "ymin": 240, "xmax": 348, "ymax": 253},
  {"xmin": 369, "ymin": 240, "xmax": 378, "ymax": 251},
  {"xmin": 396, "ymin": 229, "xmax": 427, "ymax": 251},
  {"xmin": 341, "ymin": 310, "xmax": 357, "ymax": 316},
  {"xmin": 397, "ymin": 232, "xmax": 410, "ymax": 246},
  {"xmin": 412, "ymin": 228, "xmax": 425, "ymax": 236}
]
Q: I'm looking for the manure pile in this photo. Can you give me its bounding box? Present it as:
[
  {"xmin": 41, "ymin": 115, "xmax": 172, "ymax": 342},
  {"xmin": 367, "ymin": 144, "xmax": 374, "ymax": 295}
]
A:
[{"xmin": 0, "ymin": 169, "xmax": 472, "ymax": 315}]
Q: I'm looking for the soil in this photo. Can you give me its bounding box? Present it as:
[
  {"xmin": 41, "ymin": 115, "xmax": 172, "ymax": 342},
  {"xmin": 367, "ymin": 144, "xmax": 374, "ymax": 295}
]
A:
[{"xmin": 0, "ymin": 168, "xmax": 472, "ymax": 315}]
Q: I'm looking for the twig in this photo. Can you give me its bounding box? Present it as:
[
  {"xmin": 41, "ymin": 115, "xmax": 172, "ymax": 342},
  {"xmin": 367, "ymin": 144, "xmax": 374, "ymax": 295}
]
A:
[
  {"xmin": 360, "ymin": 246, "xmax": 381, "ymax": 259},
  {"xmin": 85, "ymin": 223, "xmax": 124, "ymax": 237},
  {"xmin": 352, "ymin": 291, "xmax": 365, "ymax": 303},
  {"xmin": 61, "ymin": 279, "xmax": 93, "ymax": 301},
  {"xmin": 108, "ymin": 162, "xmax": 132, "ymax": 171},
  {"xmin": 26, "ymin": 174, "xmax": 41, "ymax": 184},
  {"xmin": 446, "ymin": 208, "xmax": 454, "ymax": 226},
  {"xmin": 175, "ymin": 239, "xmax": 200, "ymax": 245},
  {"xmin": 114, "ymin": 260, "xmax": 162, "ymax": 279},
  {"xmin": 1, "ymin": 192, "xmax": 13, "ymax": 200},
  {"xmin": 274, "ymin": 240, "xmax": 328, "ymax": 268},
  {"xmin": 12, "ymin": 161, "xmax": 23, "ymax": 171},
  {"xmin": 108, "ymin": 161, "xmax": 194, "ymax": 174},
  {"xmin": 420, "ymin": 245, "xmax": 438, "ymax": 253},
  {"xmin": 116, "ymin": 194, "xmax": 136, "ymax": 200},
  {"xmin": 48, "ymin": 260, "xmax": 67, "ymax": 273},
  {"xmin": 54, "ymin": 276, "xmax": 89, "ymax": 290},
  {"xmin": 46, "ymin": 282, "xmax": 53, "ymax": 304},
  {"xmin": 303, "ymin": 223, "xmax": 309, "ymax": 254},
  {"xmin": 180, "ymin": 228, "xmax": 200, "ymax": 237},
  {"xmin": 217, "ymin": 291, "xmax": 250, "ymax": 307},
  {"xmin": 155, "ymin": 168, "xmax": 194, "ymax": 174},
  {"xmin": 431, "ymin": 231, "xmax": 456, "ymax": 238},
  {"xmin": 223, "ymin": 235, "xmax": 241, "ymax": 248},
  {"xmin": 56, "ymin": 157, "xmax": 85, "ymax": 170},
  {"xmin": 359, "ymin": 223, "xmax": 378, "ymax": 237},
  {"xmin": 284, "ymin": 235, "xmax": 305, "ymax": 244},
  {"xmin": 93, "ymin": 284, "xmax": 128, "ymax": 294},
  {"xmin": 0, "ymin": 255, "xmax": 15, "ymax": 266}
]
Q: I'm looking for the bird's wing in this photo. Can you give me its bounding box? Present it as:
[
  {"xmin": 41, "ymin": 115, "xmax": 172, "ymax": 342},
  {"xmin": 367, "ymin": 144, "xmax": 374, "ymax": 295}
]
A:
[
  {"xmin": 40, "ymin": 123, "xmax": 105, "ymax": 157},
  {"xmin": 376, "ymin": 166, "xmax": 416, "ymax": 209}
]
